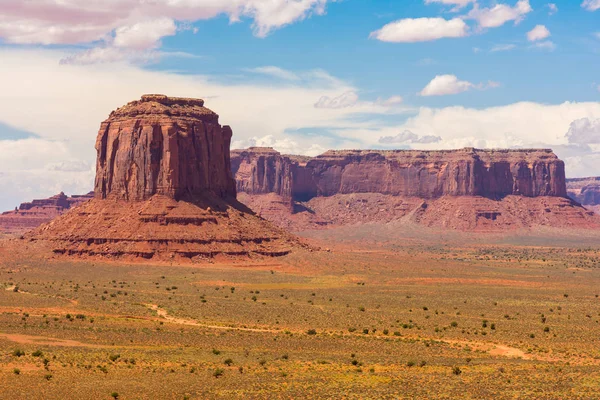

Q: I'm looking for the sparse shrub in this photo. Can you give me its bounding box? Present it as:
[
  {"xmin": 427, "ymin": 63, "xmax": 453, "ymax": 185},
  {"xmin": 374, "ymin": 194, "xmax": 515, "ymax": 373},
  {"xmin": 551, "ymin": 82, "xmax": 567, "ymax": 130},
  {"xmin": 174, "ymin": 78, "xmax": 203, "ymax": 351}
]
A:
[
  {"xmin": 212, "ymin": 349, "xmax": 221, "ymax": 355},
  {"xmin": 109, "ymin": 354, "xmax": 120, "ymax": 362},
  {"xmin": 307, "ymin": 329, "xmax": 317, "ymax": 335},
  {"xmin": 44, "ymin": 374, "xmax": 53, "ymax": 381},
  {"xmin": 213, "ymin": 368, "xmax": 224, "ymax": 377},
  {"xmin": 363, "ymin": 328, "xmax": 369, "ymax": 334},
  {"xmin": 544, "ymin": 326, "xmax": 550, "ymax": 333},
  {"xmin": 224, "ymin": 358, "xmax": 233, "ymax": 366},
  {"xmin": 259, "ymin": 359, "xmax": 267, "ymax": 367},
  {"xmin": 450, "ymin": 321, "xmax": 458, "ymax": 327},
  {"xmin": 13, "ymin": 368, "xmax": 20, "ymax": 375},
  {"xmin": 32, "ymin": 350, "xmax": 43, "ymax": 357},
  {"xmin": 406, "ymin": 361, "xmax": 415, "ymax": 367},
  {"xmin": 452, "ymin": 366, "xmax": 462, "ymax": 375},
  {"xmin": 110, "ymin": 393, "xmax": 119, "ymax": 399},
  {"xmin": 12, "ymin": 349, "xmax": 25, "ymax": 357}
]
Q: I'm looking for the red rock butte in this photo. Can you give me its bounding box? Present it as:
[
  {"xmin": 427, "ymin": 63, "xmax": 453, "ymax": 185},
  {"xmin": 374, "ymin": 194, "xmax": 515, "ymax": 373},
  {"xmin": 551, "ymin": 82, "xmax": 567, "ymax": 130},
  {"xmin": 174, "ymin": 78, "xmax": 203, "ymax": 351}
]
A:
[
  {"xmin": 28, "ymin": 95, "xmax": 297, "ymax": 259},
  {"xmin": 231, "ymin": 147, "xmax": 599, "ymax": 231}
]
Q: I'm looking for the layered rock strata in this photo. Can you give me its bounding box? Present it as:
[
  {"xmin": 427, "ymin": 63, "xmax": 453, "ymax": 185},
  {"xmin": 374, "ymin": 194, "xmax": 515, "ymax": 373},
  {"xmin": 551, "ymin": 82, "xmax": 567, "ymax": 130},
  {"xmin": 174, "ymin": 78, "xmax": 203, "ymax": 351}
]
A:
[
  {"xmin": 29, "ymin": 95, "xmax": 296, "ymax": 259},
  {"xmin": 0, "ymin": 192, "xmax": 93, "ymax": 234},
  {"xmin": 231, "ymin": 147, "xmax": 597, "ymax": 231}
]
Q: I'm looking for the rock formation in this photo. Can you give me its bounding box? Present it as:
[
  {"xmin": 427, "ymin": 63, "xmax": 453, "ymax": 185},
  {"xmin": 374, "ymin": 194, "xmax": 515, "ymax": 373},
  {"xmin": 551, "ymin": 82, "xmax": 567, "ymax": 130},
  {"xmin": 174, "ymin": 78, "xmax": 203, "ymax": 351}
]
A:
[
  {"xmin": 231, "ymin": 147, "xmax": 598, "ymax": 231},
  {"xmin": 95, "ymin": 94, "xmax": 235, "ymax": 201},
  {"xmin": 28, "ymin": 95, "xmax": 296, "ymax": 259},
  {"xmin": 567, "ymin": 177, "xmax": 600, "ymax": 214},
  {"xmin": 0, "ymin": 192, "xmax": 93, "ymax": 234}
]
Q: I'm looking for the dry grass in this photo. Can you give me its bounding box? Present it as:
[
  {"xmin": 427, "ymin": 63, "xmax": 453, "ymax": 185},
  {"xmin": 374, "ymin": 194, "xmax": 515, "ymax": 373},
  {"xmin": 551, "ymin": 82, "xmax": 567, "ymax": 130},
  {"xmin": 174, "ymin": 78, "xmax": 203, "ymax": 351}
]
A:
[{"xmin": 1, "ymin": 235, "xmax": 600, "ymax": 398}]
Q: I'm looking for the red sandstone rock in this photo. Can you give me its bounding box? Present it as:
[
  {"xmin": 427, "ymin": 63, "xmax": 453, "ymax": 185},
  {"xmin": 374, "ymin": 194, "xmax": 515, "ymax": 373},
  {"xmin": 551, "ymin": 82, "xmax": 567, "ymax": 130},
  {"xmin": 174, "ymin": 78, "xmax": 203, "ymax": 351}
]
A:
[
  {"xmin": 567, "ymin": 177, "xmax": 600, "ymax": 207},
  {"xmin": 95, "ymin": 94, "xmax": 236, "ymax": 202},
  {"xmin": 231, "ymin": 147, "xmax": 597, "ymax": 231},
  {"xmin": 0, "ymin": 192, "xmax": 93, "ymax": 234},
  {"xmin": 28, "ymin": 95, "xmax": 298, "ymax": 259},
  {"xmin": 303, "ymin": 148, "xmax": 567, "ymax": 199}
]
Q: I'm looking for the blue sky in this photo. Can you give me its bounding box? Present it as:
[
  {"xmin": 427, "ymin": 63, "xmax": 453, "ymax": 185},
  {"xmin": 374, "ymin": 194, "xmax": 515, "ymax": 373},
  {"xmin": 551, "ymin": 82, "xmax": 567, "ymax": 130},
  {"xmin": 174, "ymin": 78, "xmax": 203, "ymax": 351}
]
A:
[{"xmin": 0, "ymin": 0, "xmax": 599, "ymax": 210}]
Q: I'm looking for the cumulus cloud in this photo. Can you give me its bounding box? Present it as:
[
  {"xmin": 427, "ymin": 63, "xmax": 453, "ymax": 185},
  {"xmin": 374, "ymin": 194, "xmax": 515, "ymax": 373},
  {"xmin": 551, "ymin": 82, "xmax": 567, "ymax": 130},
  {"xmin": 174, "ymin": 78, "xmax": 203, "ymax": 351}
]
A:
[
  {"xmin": 369, "ymin": 17, "xmax": 468, "ymax": 43},
  {"xmin": 232, "ymin": 135, "xmax": 327, "ymax": 157},
  {"xmin": 467, "ymin": 0, "xmax": 532, "ymax": 29},
  {"xmin": 0, "ymin": 138, "xmax": 94, "ymax": 210},
  {"xmin": 378, "ymin": 130, "xmax": 442, "ymax": 144},
  {"xmin": 314, "ymin": 92, "xmax": 359, "ymax": 109},
  {"xmin": 527, "ymin": 25, "xmax": 550, "ymax": 42},
  {"xmin": 547, "ymin": 3, "xmax": 558, "ymax": 15},
  {"xmin": 566, "ymin": 118, "xmax": 600, "ymax": 144},
  {"xmin": 582, "ymin": 0, "xmax": 600, "ymax": 11},
  {"xmin": 0, "ymin": 0, "xmax": 332, "ymax": 63},
  {"xmin": 419, "ymin": 75, "xmax": 499, "ymax": 96}
]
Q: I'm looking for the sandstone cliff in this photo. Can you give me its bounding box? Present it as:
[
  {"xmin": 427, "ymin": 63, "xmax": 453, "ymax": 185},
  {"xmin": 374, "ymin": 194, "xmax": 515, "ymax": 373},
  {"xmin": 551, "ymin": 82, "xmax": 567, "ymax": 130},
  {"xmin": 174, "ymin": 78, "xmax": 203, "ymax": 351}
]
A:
[
  {"xmin": 29, "ymin": 95, "xmax": 297, "ymax": 259},
  {"xmin": 231, "ymin": 147, "xmax": 596, "ymax": 231},
  {"xmin": 232, "ymin": 148, "xmax": 567, "ymax": 201},
  {"xmin": 0, "ymin": 192, "xmax": 93, "ymax": 234},
  {"xmin": 95, "ymin": 94, "xmax": 236, "ymax": 202},
  {"xmin": 301, "ymin": 148, "xmax": 567, "ymax": 200}
]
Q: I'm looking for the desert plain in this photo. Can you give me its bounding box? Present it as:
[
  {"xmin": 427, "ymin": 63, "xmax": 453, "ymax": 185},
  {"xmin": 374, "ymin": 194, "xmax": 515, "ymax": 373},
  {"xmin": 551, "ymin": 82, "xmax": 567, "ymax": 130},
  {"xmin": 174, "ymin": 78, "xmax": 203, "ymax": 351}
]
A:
[{"xmin": 2, "ymin": 226, "xmax": 600, "ymax": 399}]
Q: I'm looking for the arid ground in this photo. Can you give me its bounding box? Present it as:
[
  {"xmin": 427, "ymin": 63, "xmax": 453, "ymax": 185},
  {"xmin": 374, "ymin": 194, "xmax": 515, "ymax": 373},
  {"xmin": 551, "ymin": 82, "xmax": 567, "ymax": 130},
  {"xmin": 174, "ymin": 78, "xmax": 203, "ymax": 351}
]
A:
[{"xmin": 1, "ymin": 227, "xmax": 600, "ymax": 399}]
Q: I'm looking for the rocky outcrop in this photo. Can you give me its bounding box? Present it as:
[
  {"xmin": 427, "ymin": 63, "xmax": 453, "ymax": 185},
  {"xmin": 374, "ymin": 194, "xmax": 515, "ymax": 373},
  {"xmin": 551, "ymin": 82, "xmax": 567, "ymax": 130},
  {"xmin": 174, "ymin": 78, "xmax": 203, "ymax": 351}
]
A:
[
  {"xmin": 29, "ymin": 95, "xmax": 297, "ymax": 259},
  {"xmin": 232, "ymin": 148, "xmax": 567, "ymax": 201},
  {"xmin": 0, "ymin": 192, "xmax": 93, "ymax": 234},
  {"xmin": 300, "ymin": 148, "xmax": 567, "ymax": 200},
  {"xmin": 95, "ymin": 94, "xmax": 236, "ymax": 202},
  {"xmin": 231, "ymin": 147, "xmax": 596, "ymax": 231},
  {"xmin": 567, "ymin": 177, "xmax": 600, "ymax": 205}
]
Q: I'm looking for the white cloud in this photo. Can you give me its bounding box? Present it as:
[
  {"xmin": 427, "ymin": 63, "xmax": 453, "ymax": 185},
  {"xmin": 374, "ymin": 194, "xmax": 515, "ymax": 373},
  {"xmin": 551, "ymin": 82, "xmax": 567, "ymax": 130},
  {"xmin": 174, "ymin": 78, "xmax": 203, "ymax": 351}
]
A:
[
  {"xmin": 582, "ymin": 0, "xmax": 600, "ymax": 11},
  {"xmin": 419, "ymin": 75, "xmax": 499, "ymax": 96},
  {"xmin": 547, "ymin": 3, "xmax": 558, "ymax": 15},
  {"xmin": 490, "ymin": 44, "xmax": 517, "ymax": 52},
  {"xmin": 527, "ymin": 25, "xmax": 550, "ymax": 42},
  {"xmin": 379, "ymin": 130, "xmax": 442, "ymax": 144},
  {"xmin": 467, "ymin": 0, "xmax": 532, "ymax": 29},
  {"xmin": 531, "ymin": 40, "xmax": 556, "ymax": 51},
  {"xmin": 232, "ymin": 135, "xmax": 327, "ymax": 157},
  {"xmin": 314, "ymin": 91, "xmax": 359, "ymax": 109},
  {"xmin": 369, "ymin": 17, "xmax": 468, "ymax": 43},
  {"xmin": 245, "ymin": 66, "xmax": 301, "ymax": 81},
  {"xmin": 0, "ymin": 0, "xmax": 332, "ymax": 63},
  {"xmin": 113, "ymin": 18, "xmax": 176, "ymax": 50},
  {"xmin": 566, "ymin": 118, "xmax": 600, "ymax": 144},
  {"xmin": 424, "ymin": 0, "xmax": 476, "ymax": 11},
  {"xmin": 376, "ymin": 96, "xmax": 404, "ymax": 106},
  {"xmin": 0, "ymin": 138, "xmax": 94, "ymax": 210}
]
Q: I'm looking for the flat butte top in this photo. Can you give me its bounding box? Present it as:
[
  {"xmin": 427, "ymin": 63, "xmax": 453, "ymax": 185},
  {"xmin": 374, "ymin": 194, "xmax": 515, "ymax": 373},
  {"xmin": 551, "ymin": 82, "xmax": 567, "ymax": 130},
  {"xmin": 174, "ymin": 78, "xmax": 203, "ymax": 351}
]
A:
[
  {"xmin": 314, "ymin": 148, "xmax": 560, "ymax": 164},
  {"xmin": 106, "ymin": 94, "xmax": 219, "ymax": 123}
]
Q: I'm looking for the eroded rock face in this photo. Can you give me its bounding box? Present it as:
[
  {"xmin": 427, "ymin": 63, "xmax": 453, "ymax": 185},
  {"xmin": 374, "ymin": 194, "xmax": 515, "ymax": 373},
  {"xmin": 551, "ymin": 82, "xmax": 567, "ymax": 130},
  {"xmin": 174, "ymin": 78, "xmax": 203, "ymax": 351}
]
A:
[
  {"xmin": 567, "ymin": 177, "xmax": 600, "ymax": 205},
  {"xmin": 231, "ymin": 147, "xmax": 589, "ymax": 231},
  {"xmin": 232, "ymin": 147, "xmax": 567, "ymax": 201},
  {"xmin": 303, "ymin": 148, "xmax": 567, "ymax": 199},
  {"xmin": 0, "ymin": 192, "xmax": 94, "ymax": 234},
  {"xmin": 29, "ymin": 95, "xmax": 297, "ymax": 259},
  {"xmin": 95, "ymin": 94, "xmax": 236, "ymax": 202}
]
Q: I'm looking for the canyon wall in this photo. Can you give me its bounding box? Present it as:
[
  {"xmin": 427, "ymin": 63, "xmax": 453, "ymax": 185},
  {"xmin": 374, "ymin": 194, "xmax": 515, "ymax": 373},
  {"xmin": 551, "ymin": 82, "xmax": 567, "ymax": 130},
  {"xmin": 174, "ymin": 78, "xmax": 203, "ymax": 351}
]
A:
[{"xmin": 232, "ymin": 147, "xmax": 568, "ymax": 201}]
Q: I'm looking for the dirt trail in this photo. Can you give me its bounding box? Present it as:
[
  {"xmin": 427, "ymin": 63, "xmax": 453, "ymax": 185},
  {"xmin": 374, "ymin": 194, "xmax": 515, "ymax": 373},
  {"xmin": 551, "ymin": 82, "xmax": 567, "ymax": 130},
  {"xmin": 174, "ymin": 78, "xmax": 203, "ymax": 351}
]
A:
[{"xmin": 145, "ymin": 304, "xmax": 278, "ymax": 333}]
